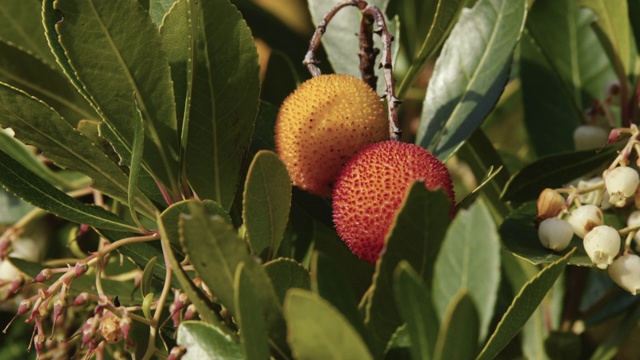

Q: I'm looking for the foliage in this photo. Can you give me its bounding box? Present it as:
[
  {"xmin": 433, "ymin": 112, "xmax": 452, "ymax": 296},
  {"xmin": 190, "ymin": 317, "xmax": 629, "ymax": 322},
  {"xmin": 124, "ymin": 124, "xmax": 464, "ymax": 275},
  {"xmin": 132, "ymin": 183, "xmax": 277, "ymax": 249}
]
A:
[{"xmin": 0, "ymin": 0, "xmax": 638, "ymax": 359}]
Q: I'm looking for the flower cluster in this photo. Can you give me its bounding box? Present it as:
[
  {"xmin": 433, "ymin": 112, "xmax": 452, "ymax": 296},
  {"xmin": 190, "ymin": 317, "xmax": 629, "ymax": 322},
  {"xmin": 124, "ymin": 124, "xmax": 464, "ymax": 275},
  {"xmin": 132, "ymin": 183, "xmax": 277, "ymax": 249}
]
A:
[{"xmin": 536, "ymin": 123, "xmax": 640, "ymax": 295}]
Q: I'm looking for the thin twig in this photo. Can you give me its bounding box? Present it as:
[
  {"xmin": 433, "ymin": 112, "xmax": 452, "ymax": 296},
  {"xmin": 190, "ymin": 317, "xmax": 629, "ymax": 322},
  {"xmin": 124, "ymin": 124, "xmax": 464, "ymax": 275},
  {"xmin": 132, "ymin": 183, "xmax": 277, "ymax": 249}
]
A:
[
  {"xmin": 304, "ymin": 1, "xmax": 401, "ymax": 140},
  {"xmin": 358, "ymin": 11, "xmax": 378, "ymax": 90}
]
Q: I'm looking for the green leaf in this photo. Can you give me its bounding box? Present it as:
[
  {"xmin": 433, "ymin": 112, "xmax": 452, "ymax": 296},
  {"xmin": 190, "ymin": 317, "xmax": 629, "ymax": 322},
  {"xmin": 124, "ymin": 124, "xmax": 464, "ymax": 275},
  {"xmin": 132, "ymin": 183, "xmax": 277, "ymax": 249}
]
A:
[
  {"xmin": 393, "ymin": 261, "xmax": 439, "ymax": 360},
  {"xmin": 0, "ymin": 149, "xmax": 138, "ymax": 232},
  {"xmin": 0, "ymin": 129, "xmax": 64, "ymax": 188},
  {"xmin": 128, "ymin": 98, "xmax": 146, "ymax": 229},
  {"xmin": 432, "ymin": 200, "xmax": 500, "ymax": 342},
  {"xmin": 476, "ymin": 249, "xmax": 575, "ymax": 360},
  {"xmin": 149, "ymin": 0, "xmax": 176, "ymax": 26},
  {"xmin": 396, "ymin": 0, "xmax": 465, "ymax": 98},
  {"xmin": 310, "ymin": 252, "xmax": 371, "ymax": 350},
  {"xmin": 284, "ymin": 289, "xmax": 374, "ymax": 360},
  {"xmin": 0, "ymin": 40, "xmax": 97, "ymax": 124},
  {"xmin": 53, "ymin": 0, "xmax": 180, "ymax": 193},
  {"xmin": 177, "ymin": 321, "xmax": 242, "ymax": 360},
  {"xmin": 185, "ymin": 0, "xmax": 260, "ymax": 209},
  {"xmin": 526, "ymin": 0, "xmax": 616, "ymax": 112},
  {"xmin": 433, "ymin": 290, "xmax": 479, "ymax": 360},
  {"xmin": 416, "ymin": 0, "xmax": 526, "ymax": 161},
  {"xmin": 500, "ymin": 202, "xmax": 592, "ymax": 266},
  {"xmin": 140, "ymin": 256, "xmax": 157, "ymax": 298},
  {"xmin": 142, "ymin": 292, "xmax": 154, "ymax": 319},
  {"xmin": 234, "ymin": 262, "xmax": 270, "ymax": 360},
  {"xmin": 365, "ymin": 184, "xmax": 452, "ymax": 357},
  {"xmin": 181, "ymin": 201, "xmax": 288, "ymax": 353},
  {"xmin": 307, "ymin": 0, "xmax": 396, "ymax": 93},
  {"xmin": 0, "ymin": 83, "xmax": 156, "ymax": 218},
  {"xmin": 521, "ymin": 0, "xmax": 617, "ymax": 156},
  {"xmin": 578, "ymin": 0, "xmax": 633, "ymax": 78},
  {"xmin": 158, "ymin": 211, "xmax": 230, "ymax": 329},
  {"xmin": 243, "ymin": 151, "xmax": 291, "ymax": 259},
  {"xmin": 263, "ymin": 257, "xmax": 310, "ymax": 304},
  {"xmin": 0, "ymin": 0, "xmax": 57, "ymax": 66},
  {"xmin": 250, "ymin": 101, "xmax": 278, "ymax": 153},
  {"xmin": 501, "ymin": 146, "xmax": 619, "ymax": 203}
]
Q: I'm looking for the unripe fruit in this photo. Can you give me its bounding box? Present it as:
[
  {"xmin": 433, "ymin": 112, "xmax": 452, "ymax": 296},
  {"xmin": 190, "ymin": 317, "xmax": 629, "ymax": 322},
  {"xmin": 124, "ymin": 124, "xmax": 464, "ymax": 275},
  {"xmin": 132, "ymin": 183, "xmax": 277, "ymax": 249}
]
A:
[
  {"xmin": 275, "ymin": 74, "xmax": 388, "ymax": 197},
  {"xmin": 567, "ymin": 205, "xmax": 603, "ymax": 238},
  {"xmin": 573, "ymin": 125, "xmax": 608, "ymax": 150},
  {"xmin": 608, "ymin": 253, "xmax": 640, "ymax": 295},
  {"xmin": 538, "ymin": 218, "xmax": 573, "ymax": 251},
  {"xmin": 583, "ymin": 225, "xmax": 620, "ymax": 269},
  {"xmin": 332, "ymin": 141, "xmax": 455, "ymax": 264},
  {"xmin": 605, "ymin": 166, "xmax": 639, "ymax": 207}
]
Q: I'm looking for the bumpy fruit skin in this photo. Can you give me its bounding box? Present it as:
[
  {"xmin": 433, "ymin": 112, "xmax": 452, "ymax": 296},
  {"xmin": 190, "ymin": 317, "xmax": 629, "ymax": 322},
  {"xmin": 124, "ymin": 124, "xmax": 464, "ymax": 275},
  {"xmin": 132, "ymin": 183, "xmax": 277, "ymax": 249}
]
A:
[
  {"xmin": 275, "ymin": 74, "xmax": 388, "ymax": 197},
  {"xmin": 332, "ymin": 141, "xmax": 455, "ymax": 264}
]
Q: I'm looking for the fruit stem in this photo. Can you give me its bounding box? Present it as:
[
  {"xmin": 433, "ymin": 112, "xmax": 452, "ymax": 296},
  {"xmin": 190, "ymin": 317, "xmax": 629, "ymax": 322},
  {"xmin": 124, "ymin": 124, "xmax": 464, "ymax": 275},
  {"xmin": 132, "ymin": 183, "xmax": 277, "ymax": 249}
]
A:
[{"xmin": 303, "ymin": 1, "xmax": 402, "ymax": 141}]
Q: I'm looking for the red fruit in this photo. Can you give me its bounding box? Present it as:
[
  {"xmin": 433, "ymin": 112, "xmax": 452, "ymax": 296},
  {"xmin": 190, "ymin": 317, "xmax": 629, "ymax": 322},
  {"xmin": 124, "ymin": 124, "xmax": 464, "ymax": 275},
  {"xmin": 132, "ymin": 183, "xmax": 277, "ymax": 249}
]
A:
[{"xmin": 332, "ymin": 141, "xmax": 455, "ymax": 264}]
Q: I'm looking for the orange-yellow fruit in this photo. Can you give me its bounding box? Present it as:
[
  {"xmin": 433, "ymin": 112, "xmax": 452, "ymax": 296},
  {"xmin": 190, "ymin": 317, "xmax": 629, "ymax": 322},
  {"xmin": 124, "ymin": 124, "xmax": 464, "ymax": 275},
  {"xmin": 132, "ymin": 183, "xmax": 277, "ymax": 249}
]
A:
[
  {"xmin": 332, "ymin": 141, "xmax": 455, "ymax": 264},
  {"xmin": 275, "ymin": 74, "xmax": 388, "ymax": 197}
]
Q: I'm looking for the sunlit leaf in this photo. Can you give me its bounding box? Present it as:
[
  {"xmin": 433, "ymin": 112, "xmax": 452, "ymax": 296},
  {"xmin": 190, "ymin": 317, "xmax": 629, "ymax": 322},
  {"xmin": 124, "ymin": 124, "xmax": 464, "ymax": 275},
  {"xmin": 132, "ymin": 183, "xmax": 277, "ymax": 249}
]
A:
[{"xmin": 177, "ymin": 321, "xmax": 242, "ymax": 360}]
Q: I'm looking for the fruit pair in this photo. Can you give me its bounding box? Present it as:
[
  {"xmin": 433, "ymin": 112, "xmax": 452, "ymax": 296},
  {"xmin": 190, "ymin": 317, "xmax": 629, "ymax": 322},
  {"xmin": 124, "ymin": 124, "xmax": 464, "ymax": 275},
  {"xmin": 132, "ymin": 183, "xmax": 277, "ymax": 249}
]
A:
[{"xmin": 275, "ymin": 74, "xmax": 455, "ymax": 264}]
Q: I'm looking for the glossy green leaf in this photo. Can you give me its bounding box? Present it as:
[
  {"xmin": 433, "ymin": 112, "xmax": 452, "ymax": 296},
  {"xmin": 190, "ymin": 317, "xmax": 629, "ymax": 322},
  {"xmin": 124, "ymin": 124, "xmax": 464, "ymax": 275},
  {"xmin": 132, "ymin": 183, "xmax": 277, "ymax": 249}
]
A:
[
  {"xmin": 149, "ymin": 0, "xmax": 176, "ymax": 26},
  {"xmin": 142, "ymin": 292, "xmax": 154, "ymax": 319},
  {"xmin": 476, "ymin": 249, "xmax": 575, "ymax": 360},
  {"xmin": 416, "ymin": 0, "xmax": 526, "ymax": 161},
  {"xmin": 185, "ymin": 0, "xmax": 260, "ymax": 209},
  {"xmin": 284, "ymin": 289, "xmax": 374, "ymax": 360},
  {"xmin": 0, "ymin": 149, "xmax": 138, "ymax": 232},
  {"xmin": 500, "ymin": 202, "xmax": 592, "ymax": 266},
  {"xmin": 264, "ymin": 257, "xmax": 310, "ymax": 304},
  {"xmin": 433, "ymin": 200, "xmax": 500, "ymax": 342},
  {"xmin": 578, "ymin": 0, "xmax": 633, "ymax": 78},
  {"xmin": 393, "ymin": 261, "xmax": 439, "ymax": 360},
  {"xmin": 157, "ymin": 212, "xmax": 229, "ymax": 329},
  {"xmin": 250, "ymin": 101, "xmax": 278, "ymax": 153},
  {"xmin": 0, "ymin": 0, "xmax": 57, "ymax": 66},
  {"xmin": 526, "ymin": 0, "xmax": 615, "ymax": 111},
  {"xmin": 234, "ymin": 262, "xmax": 269, "ymax": 360},
  {"xmin": 629, "ymin": 0, "xmax": 640, "ymax": 54},
  {"xmin": 181, "ymin": 201, "xmax": 287, "ymax": 352},
  {"xmin": 0, "ymin": 129, "xmax": 64, "ymax": 188},
  {"xmin": 310, "ymin": 252, "xmax": 370, "ymax": 349},
  {"xmin": 0, "ymin": 40, "xmax": 97, "ymax": 124},
  {"xmin": 501, "ymin": 146, "xmax": 619, "ymax": 202},
  {"xmin": 243, "ymin": 151, "xmax": 291, "ymax": 259},
  {"xmin": 0, "ymin": 83, "xmax": 156, "ymax": 218},
  {"xmin": 397, "ymin": 0, "xmax": 465, "ymax": 98},
  {"xmin": 177, "ymin": 321, "xmax": 242, "ymax": 360},
  {"xmin": 521, "ymin": 0, "xmax": 616, "ymax": 156},
  {"xmin": 161, "ymin": 199, "xmax": 230, "ymax": 254},
  {"xmin": 385, "ymin": 324, "xmax": 411, "ymax": 359},
  {"xmin": 160, "ymin": 0, "xmax": 193, "ymax": 151},
  {"xmin": 433, "ymin": 290, "xmax": 479, "ymax": 360},
  {"xmin": 365, "ymin": 184, "xmax": 452, "ymax": 357},
  {"xmin": 128, "ymin": 99, "xmax": 146, "ymax": 229},
  {"xmin": 53, "ymin": 0, "xmax": 180, "ymax": 193},
  {"xmin": 140, "ymin": 256, "xmax": 157, "ymax": 298},
  {"xmin": 307, "ymin": 0, "xmax": 394, "ymax": 93}
]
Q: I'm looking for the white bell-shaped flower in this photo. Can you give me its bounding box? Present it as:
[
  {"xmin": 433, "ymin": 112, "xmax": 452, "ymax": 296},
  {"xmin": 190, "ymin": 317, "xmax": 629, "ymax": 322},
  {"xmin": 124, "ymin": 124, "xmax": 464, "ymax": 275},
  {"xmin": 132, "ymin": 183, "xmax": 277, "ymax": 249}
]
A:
[
  {"xmin": 568, "ymin": 205, "xmax": 603, "ymax": 238},
  {"xmin": 584, "ymin": 225, "xmax": 621, "ymax": 269},
  {"xmin": 573, "ymin": 125, "xmax": 609, "ymax": 151},
  {"xmin": 538, "ymin": 218, "xmax": 573, "ymax": 251},
  {"xmin": 608, "ymin": 253, "xmax": 640, "ymax": 295},
  {"xmin": 605, "ymin": 166, "xmax": 639, "ymax": 207}
]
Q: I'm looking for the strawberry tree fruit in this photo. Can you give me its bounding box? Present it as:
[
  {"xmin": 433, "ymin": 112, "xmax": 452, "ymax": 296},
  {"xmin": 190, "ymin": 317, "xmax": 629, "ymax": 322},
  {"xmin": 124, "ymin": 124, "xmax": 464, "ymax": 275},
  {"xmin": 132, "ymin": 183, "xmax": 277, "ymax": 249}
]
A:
[
  {"xmin": 275, "ymin": 74, "xmax": 388, "ymax": 197},
  {"xmin": 332, "ymin": 140, "xmax": 455, "ymax": 264}
]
